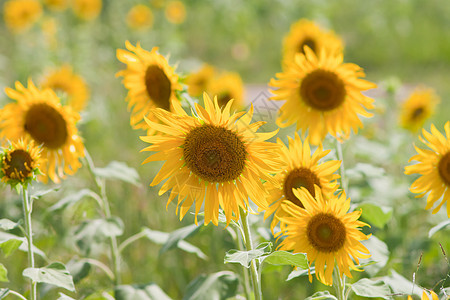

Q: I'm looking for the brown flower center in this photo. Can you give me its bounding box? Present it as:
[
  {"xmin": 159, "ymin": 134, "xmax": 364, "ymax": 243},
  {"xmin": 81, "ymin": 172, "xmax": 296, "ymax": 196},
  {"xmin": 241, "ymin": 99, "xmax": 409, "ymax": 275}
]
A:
[
  {"xmin": 438, "ymin": 152, "xmax": 450, "ymax": 186},
  {"xmin": 3, "ymin": 149, "xmax": 33, "ymax": 181},
  {"xmin": 283, "ymin": 167, "xmax": 321, "ymax": 208},
  {"xmin": 411, "ymin": 107, "xmax": 424, "ymax": 120},
  {"xmin": 307, "ymin": 213, "xmax": 346, "ymax": 253},
  {"xmin": 145, "ymin": 65, "xmax": 172, "ymax": 111},
  {"xmin": 24, "ymin": 103, "xmax": 68, "ymax": 149},
  {"xmin": 298, "ymin": 38, "xmax": 316, "ymax": 55},
  {"xmin": 217, "ymin": 93, "xmax": 232, "ymax": 108},
  {"xmin": 183, "ymin": 124, "xmax": 247, "ymax": 183},
  {"xmin": 300, "ymin": 69, "xmax": 346, "ymax": 111}
]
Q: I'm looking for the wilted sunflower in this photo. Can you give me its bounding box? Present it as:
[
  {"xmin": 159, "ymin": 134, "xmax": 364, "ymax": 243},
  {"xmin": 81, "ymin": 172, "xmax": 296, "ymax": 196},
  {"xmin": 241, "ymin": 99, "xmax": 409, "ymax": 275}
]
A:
[
  {"xmin": 41, "ymin": 65, "xmax": 90, "ymax": 112},
  {"xmin": 116, "ymin": 41, "xmax": 182, "ymax": 131},
  {"xmin": 399, "ymin": 87, "xmax": 439, "ymax": 133},
  {"xmin": 282, "ymin": 19, "xmax": 343, "ymax": 68},
  {"xmin": 141, "ymin": 93, "xmax": 284, "ymax": 226},
  {"xmin": 72, "ymin": 0, "xmax": 102, "ymax": 21},
  {"xmin": 206, "ymin": 72, "xmax": 244, "ymax": 110},
  {"xmin": 127, "ymin": 4, "xmax": 153, "ymax": 30},
  {"xmin": 0, "ymin": 79, "xmax": 85, "ymax": 183},
  {"xmin": 263, "ymin": 133, "xmax": 340, "ymax": 231},
  {"xmin": 43, "ymin": 0, "xmax": 68, "ymax": 11},
  {"xmin": 165, "ymin": 1, "xmax": 186, "ymax": 24},
  {"xmin": 3, "ymin": 0, "xmax": 42, "ymax": 33},
  {"xmin": 186, "ymin": 64, "xmax": 216, "ymax": 97},
  {"xmin": 277, "ymin": 186, "xmax": 371, "ymax": 286},
  {"xmin": 0, "ymin": 139, "xmax": 43, "ymax": 187},
  {"xmin": 270, "ymin": 48, "xmax": 376, "ymax": 145},
  {"xmin": 405, "ymin": 122, "xmax": 450, "ymax": 217}
]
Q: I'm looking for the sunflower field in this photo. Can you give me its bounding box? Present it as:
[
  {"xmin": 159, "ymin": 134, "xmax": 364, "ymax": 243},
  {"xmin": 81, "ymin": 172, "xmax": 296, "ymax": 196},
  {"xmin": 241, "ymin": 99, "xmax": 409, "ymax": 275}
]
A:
[{"xmin": 0, "ymin": 0, "xmax": 449, "ymax": 299}]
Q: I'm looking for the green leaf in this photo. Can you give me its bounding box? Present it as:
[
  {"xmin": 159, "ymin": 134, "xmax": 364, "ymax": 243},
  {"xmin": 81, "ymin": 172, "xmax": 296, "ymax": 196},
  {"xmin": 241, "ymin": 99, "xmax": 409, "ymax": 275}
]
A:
[
  {"xmin": 346, "ymin": 163, "xmax": 386, "ymax": 180},
  {"xmin": 359, "ymin": 236, "xmax": 389, "ymax": 277},
  {"xmin": 382, "ymin": 269, "xmax": 423, "ymax": 297},
  {"xmin": 182, "ymin": 271, "xmax": 238, "ymax": 300},
  {"xmin": 0, "ymin": 231, "xmax": 46, "ymax": 259},
  {"xmin": 159, "ymin": 222, "xmax": 203, "ymax": 255},
  {"xmin": 305, "ymin": 291, "xmax": 338, "ymax": 300},
  {"xmin": 262, "ymin": 251, "xmax": 308, "ymax": 268},
  {"xmin": 23, "ymin": 262, "xmax": 75, "ymax": 292},
  {"xmin": 0, "ymin": 239, "xmax": 23, "ymax": 257},
  {"xmin": 286, "ymin": 267, "xmax": 315, "ymax": 281},
  {"xmin": 358, "ymin": 203, "xmax": 392, "ymax": 228},
  {"xmin": 74, "ymin": 218, "xmax": 124, "ymax": 255},
  {"xmin": 48, "ymin": 189, "xmax": 97, "ymax": 211},
  {"xmin": 115, "ymin": 283, "xmax": 172, "ymax": 300},
  {"xmin": 428, "ymin": 219, "xmax": 450, "ymax": 238},
  {"xmin": 0, "ymin": 263, "xmax": 8, "ymax": 282},
  {"xmin": 66, "ymin": 259, "xmax": 91, "ymax": 283},
  {"xmin": 0, "ymin": 219, "xmax": 19, "ymax": 231},
  {"xmin": 57, "ymin": 293, "xmax": 76, "ymax": 300},
  {"xmin": 30, "ymin": 186, "xmax": 60, "ymax": 200},
  {"xmin": 351, "ymin": 278, "xmax": 391, "ymax": 299},
  {"xmin": 94, "ymin": 161, "xmax": 140, "ymax": 186},
  {"xmin": 224, "ymin": 243, "xmax": 271, "ymax": 268}
]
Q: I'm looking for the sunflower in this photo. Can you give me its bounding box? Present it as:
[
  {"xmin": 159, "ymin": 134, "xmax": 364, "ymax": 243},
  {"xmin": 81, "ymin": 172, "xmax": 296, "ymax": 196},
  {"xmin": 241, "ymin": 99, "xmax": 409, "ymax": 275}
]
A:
[
  {"xmin": 270, "ymin": 47, "xmax": 376, "ymax": 145},
  {"xmin": 43, "ymin": 0, "xmax": 68, "ymax": 11},
  {"xmin": 404, "ymin": 122, "xmax": 450, "ymax": 217},
  {"xmin": 72, "ymin": 0, "xmax": 102, "ymax": 21},
  {"xmin": 0, "ymin": 79, "xmax": 85, "ymax": 183},
  {"xmin": 399, "ymin": 87, "xmax": 439, "ymax": 133},
  {"xmin": 206, "ymin": 72, "xmax": 244, "ymax": 110},
  {"xmin": 141, "ymin": 93, "xmax": 284, "ymax": 226},
  {"xmin": 116, "ymin": 41, "xmax": 182, "ymax": 131},
  {"xmin": 277, "ymin": 186, "xmax": 371, "ymax": 286},
  {"xmin": 127, "ymin": 4, "xmax": 153, "ymax": 30},
  {"xmin": 263, "ymin": 133, "xmax": 340, "ymax": 231},
  {"xmin": 0, "ymin": 139, "xmax": 43, "ymax": 187},
  {"xmin": 282, "ymin": 19, "xmax": 343, "ymax": 68},
  {"xmin": 186, "ymin": 64, "xmax": 216, "ymax": 97},
  {"xmin": 3, "ymin": 0, "xmax": 42, "ymax": 33},
  {"xmin": 408, "ymin": 290, "xmax": 439, "ymax": 300},
  {"xmin": 41, "ymin": 65, "xmax": 90, "ymax": 112},
  {"xmin": 165, "ymin": 1, "xmax": 186, "ymax": 24}
]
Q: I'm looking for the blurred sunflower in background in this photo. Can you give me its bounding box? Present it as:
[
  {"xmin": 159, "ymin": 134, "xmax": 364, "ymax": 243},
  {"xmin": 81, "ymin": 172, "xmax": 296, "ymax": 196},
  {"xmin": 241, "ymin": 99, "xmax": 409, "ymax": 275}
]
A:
[
  {"xmin": 186, "ymin": 64, "xmax": 216, "ymax": 97},
  {"xmin": 3, "ymin": 0, "xmax": 42, "ymax": 33},
  {"xmin": 270, "ymin": 48, "xmax": 376, "ymax": 145},
  {"xmin": 116, "ymin": 41, "xmax": 183, "ymax": 131},
  {"xmin": 277, "ymin": 186, "xmax": 371, "ymax": 286},
  {"xmin": 165, "ymin": 0, "xmax": 186, "ymax": 24},
  {"xmin": 0, "ymin": 80, "xmax": 85, "ymax": 183},
  {"xmin": 408, "ymin": 290, "xmax": 439, "ymax": 300},
  {"xmin": 399, "ymin": 87, "xmax": 440, "ymax": 133},
  {"xmin": 405, "ymin": 122, "xmax": 450, "ymax": 217},
  {"xmin": 127, "ymin": 4, "xmax": 153, "ymax": 30},
  {"xmin": 43, "ymin": 0, "xmax": 68, "ymax": 11},
  {"xmin": 72, "ymin": 0, "xmax": 102, "ymax": 21},
  {"xmin": 282, "ymin": 19, "xmax": 343, "ymax": 68},
  {"xmin": 41, "ymin": 65, "xmax": 90, "ymax": 112},
  {"xmin": 263, "ymin": 133, "xmax": 340, "ymax": 231},
  {"xmin": 206, "ymin": 71, "xmax": 244, "ymax": 110},
  {"xmin": 141, "ymin": 93, "xmax": 284, "ymax": 226}
]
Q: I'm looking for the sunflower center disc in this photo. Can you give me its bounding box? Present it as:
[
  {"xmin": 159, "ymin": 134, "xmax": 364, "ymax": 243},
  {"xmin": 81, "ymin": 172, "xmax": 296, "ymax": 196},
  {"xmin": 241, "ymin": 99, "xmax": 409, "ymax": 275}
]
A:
[
  {"xmin": 300, "ymin": 69, "xmax": 346, "ymax": 111},
  {"xmin": 183, "ymin": 125, "xmax": 247, "ymax": 183},
  {"xmin": 24, "ymin": 104, "xmax": 68, "ymax": 149},
  {"xmin": 4, "ymin": 149, "xmax": 33, "ymax": 180},
  {"xmin": 307, "ymin": 213, "xmax": 346, "ymax": 253},
  {"xmin": 411, "ymin": 107, "xmax": 424, "ymax": 120},
  {"xmin": 283, "ymin": 167, "xmax": 321, "ymax": 208},
  {"xmin": 145, "ymin": 65, "xmax": 172, "ymax": 111},
  {"xmin": 438, "ymin": 152, "xmax": 450, "ymax": 186},
  {"xmin": 217, "ymin": 93, "xmax": 232, "ymax": 108},
  {"xmin": 299, "ymin": 38, "xmax": 316, "ymax": 55}
]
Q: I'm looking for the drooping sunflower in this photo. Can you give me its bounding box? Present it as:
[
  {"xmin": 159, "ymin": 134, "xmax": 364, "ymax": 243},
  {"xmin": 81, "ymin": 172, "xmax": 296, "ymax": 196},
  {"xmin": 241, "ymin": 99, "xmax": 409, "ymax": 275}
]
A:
[
  {"xmin": 404, "ymin": 122, "xmax": 450, "ymax": 217},
  {"xmin": 399, "ymin": 87, "xmax": 440, "ymax": 133},
  {"xmin": 277, "ymin": 186, "xmax": 371, "ymax": 286},
  {"xmin": 0, "ymin": 79, "xmax": 85, "ymax": 183},
  {"xmin": 43, "ymin": 0, "xmax": 68, "ymax": 11},
  {"xmin": 206, "ymin": 72, "xmax": 244, "ymax": 110},
  {"xmin": 186, "ymin": 64, "xmax": 216, "ymax": 97},
  {"xmin": 270, "ymin": 47, "xmax": 376, "ymax": 145},
  {"xmin": 141, "ymin": 93, "xmax": 284, "ymax": 226},
  {"xmin": 263, "ymin": 133, "xmax": 340, "ymax": 231},
  {"xmin": 72, "ymin": 0, "xmax": 102, "ymax": 21},
  {"xmin": 0, "ymin": 139, "xmax": 43, "ymax": 187},
  {"xmin": 126, "ymin": 4, "xmax": 153, "ymax": 30},
  {"xmin": 41, "ymin": 65, "xmax": 90, "ymax": 112},
  {"xmin": 165, "ymin": 1, "xmax": 186, "ymax": 24},
  {"xmin": 116, "ymin": 41, "xmax": 183, "ymax": 131},
  {"xmin": 282, "ymin": 19, "xmax": 343, "ymax": 68},
  {"xmin": 3, "ymin": 0, "xmax": 42, "ymax": 33}
]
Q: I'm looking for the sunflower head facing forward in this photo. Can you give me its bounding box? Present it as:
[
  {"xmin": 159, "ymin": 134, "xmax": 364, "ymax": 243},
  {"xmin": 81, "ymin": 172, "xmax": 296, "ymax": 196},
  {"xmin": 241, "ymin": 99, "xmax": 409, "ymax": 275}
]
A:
[
  {"xmin": 3, "ymin": 0, "xmax": 43, "ymax": 33},
  {"xmin": 186, "ymin": 64, "xmax": 216, "ymax": 97},
  {"xmin": 270, "ymin": 48, "xmax": 376, "ymax": 145}
]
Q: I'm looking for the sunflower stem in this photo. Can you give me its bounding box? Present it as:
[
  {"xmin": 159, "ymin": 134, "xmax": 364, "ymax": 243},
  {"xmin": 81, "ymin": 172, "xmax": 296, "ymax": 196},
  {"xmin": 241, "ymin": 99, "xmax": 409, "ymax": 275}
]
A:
[
  {"xmin": 21, "ymin": 186, "xmax": 36, "ymax": 300},
  {"xmin": 229, "ymin": 225, "xmax": 252, "ymax": 300},
  {"xmin": 335, "ymin": 139, "xmax": 348, "ymax": 193},
  {"xmin": 239, "ymin": 207, "xmax": 263, "ymax": 300},
  {"xmin": 332, "ymin": 267, "xmax": 347, "ymax": 300}
]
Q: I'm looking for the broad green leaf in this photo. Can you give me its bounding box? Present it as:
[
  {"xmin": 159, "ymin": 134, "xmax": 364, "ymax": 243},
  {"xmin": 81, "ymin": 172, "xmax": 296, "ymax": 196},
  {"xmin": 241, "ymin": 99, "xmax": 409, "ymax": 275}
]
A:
[
  {"xmin": 0, "ymin": 219, "xmax": 19, "ymax": 231},
  {"xmin": 94, "ymin": 161, "xmax": 140, "ymax": 186},
  {"xmin": 57, "ymin": 293, "xmax": 76, "ymax": 300},
  {"xmin": 382, "ymin": 269, "xmax": 423, "ymax": 297},
  {"xmin": 159, "ymin": 222, "xmax": 203, "ymax": 255},
  {"xmin": 351, "ymin": 278, "xmax": 391, "ymax": 299},
  {"xmin": 360, "ymin": 236, "xmax": 389, "ymax": 277},
  {"xmin": 182, "ymin": 271, "xmax": 238, "ymax": 300},
  {"xmin": 262, "ymin": 251, "xmax": 307, "ymax": 268},
  {"xmin": 0, "ymin": 239, "xmax": 23, "ymax": 257},
  {"xmin": 66, "ymin": 259, "xmax": 91, "ymax": 283},
  {"xmin": 286, "ymin": 267, "xmax": 315, "ymax": 281},
  {"xmin": 74, "ymin": 218, "xmax": 124, "ymax": 255},
  {"xmin": 224, "ymin": 243, "xmax": 271, "ymax": 268},
  {"xmin": 305, "ymin": 291, "xmax": 338, "ymax": 300},
  {"xmin": 428, "ymin": 219, "xmax": 450, "ymax": 238},
  {"xmin": 115, "ymin": 283, "xmax": 172, "ymax": 300},
  {"xmin": 48, "ymin": 189, "xmax": 97, "ymax": 211},
  {"xmin": 23, "ymin": 262, "xmax": 75, "ymax": 292},
  {"xmin": 358, "ymin": 203, "xmax": 392, "ymax": 228},
  {"xmin": 0, "ymin": 231, "xmax": 46, "ymax": 259},
  {"xmin": 0, "ymin": 263, "xmax": 8, "ymax": 282}
]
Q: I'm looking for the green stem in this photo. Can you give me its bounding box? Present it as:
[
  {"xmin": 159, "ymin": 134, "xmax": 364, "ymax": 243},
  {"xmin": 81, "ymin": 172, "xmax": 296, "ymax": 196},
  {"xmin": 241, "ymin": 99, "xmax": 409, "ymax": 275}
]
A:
[
  {"xmin": 335, "ymin": 139, "xmax": 348, "ymax": 193},
  {"xmin": 239, "ymin": 208, "xmax": 262, "ymax": 300},
  {"xmin": 228, "ymin": 225, "xmax": 251, "ymax": 300},
  {"xmin": 332, "ymin": 267, "xmax": 346, "ymax": 300},
  {"xmin": 21, "ymin": 187, "xmax": 36, "ymax": 300},
  {"xmin": 7, "ymin": 290, "xmax": 28, "ymax": 300}
]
